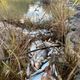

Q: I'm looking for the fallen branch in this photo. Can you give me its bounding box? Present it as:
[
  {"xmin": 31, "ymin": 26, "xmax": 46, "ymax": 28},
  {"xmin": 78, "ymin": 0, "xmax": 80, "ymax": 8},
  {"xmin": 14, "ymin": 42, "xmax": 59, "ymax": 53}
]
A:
[{"xmin": 27, "ymin": 43, "xmax": 60, "ymax": 54}]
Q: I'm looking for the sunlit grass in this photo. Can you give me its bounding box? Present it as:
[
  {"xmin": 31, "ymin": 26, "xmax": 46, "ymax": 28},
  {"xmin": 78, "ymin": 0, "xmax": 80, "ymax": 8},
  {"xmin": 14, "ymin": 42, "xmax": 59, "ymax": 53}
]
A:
[
  {"xmin": 0, "ymin": 24, "xmax": 31, "ymax": 80},
  {"xmin": 72, "ymin": 0, "xmax": 80, "ymax": 5},
  {"xmin": 0, "ymin": 0, "xmax": 36, "ymax": 20}
]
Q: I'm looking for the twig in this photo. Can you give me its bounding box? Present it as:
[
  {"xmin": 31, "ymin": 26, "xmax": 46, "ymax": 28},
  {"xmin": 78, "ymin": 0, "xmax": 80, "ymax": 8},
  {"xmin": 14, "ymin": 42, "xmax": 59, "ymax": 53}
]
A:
[
  {"xmin": 67, "ymin": 65, "xmax": 77, "ymax": 80},
  {"xmin": 0, "ymin": 44, "xmax": 59, "ymax": 61},
  {"xmin": 27, "ymin": 44, "xmax": 60, "ymax": 54}
]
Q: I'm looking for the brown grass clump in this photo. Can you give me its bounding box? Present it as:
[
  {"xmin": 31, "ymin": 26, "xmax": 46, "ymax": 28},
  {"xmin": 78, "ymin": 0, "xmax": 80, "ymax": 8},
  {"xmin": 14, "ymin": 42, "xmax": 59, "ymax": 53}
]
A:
[
  {"xmin": 0, "ymin": 0, "xmax": 80, "ymax": 80},
  {"xmin": 40, "ymin": 0, "xmax": 75, "ymax": 41},
  {"xmin": 0, "ymin": 22, "xmax": 31, "ymax": 80}
]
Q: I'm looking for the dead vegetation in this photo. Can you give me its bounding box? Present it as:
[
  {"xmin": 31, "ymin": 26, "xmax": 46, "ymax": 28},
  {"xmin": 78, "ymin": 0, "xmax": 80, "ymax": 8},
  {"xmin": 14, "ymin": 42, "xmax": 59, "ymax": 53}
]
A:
[
  {"xmin": 0, "ymin": 0, "xmax": 80, "ymax": 80},
  {"xmin": 0, "ymin": 22, "xmax": 32, "ymax": 80}
]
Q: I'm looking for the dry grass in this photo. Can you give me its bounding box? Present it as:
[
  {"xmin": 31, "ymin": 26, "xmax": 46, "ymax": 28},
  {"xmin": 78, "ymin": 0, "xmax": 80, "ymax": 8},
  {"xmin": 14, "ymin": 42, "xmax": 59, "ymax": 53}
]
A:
[
  {"xmin": 0, "ymin": 22, "xmax": 31, "ymax": 80},
  {"xmin": 50, "ymin": 0, "xmax": 69, "ymax": 33},
  {"xmin": 0, "ymin": 0, "xmax": 80, "ymax": 80}
]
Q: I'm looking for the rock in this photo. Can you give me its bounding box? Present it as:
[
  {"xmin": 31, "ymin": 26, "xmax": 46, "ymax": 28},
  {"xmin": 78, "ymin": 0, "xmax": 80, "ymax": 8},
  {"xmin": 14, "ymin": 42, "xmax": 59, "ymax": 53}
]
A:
[
  {"xmin": 65, "ymin": 30, "xmax": 80, "ymax": 80},
  {"xmin": 68, "ymin": 12, "xmax": 80, "ymax": 31},
  {"xmin": 68, "ymin": 4, "xmax": 80, "ymax": 31},
  {"xmin": 65, "ymin": 30, "xmax": 80, "ymax": 61},
  {"xmin": 75, "ymin": 4, "xmax": 80, "ymax": 11},
  {"xmin": 24, "ymin": 2, "xmax": 52, "ymax": 23}
]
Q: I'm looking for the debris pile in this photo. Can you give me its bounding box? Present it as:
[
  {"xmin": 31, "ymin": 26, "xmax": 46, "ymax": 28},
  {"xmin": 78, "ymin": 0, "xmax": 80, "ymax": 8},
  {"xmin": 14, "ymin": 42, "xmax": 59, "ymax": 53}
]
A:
[{"xmin": 25, "ymin": 29, "xmax": 64, "ymax": 80}]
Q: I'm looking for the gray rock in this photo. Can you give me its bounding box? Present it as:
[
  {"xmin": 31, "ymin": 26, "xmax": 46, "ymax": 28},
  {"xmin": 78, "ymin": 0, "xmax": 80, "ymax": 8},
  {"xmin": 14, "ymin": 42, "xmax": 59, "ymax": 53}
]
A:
[
  {"xmin": 24, "ymin": 1, "xmax": 52, "ymax": 23},
  {"xmin": 75, "ymin": 4, "xmax": 80, "ymax": 11},
  {"xmin": 70, "ymin": 30, "xmax": 80, "ymax": 44},
  {"xmin": 69, "ymin": 12, "xmax": 80, "ymax": 31},
  {"xmin": 66, "ymin": 29, "xmax": 80, "ymax": 57},
  {"xmin": 68, "ymin": 4, "xmax": 80, "ymax": 31}
]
